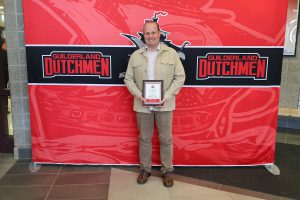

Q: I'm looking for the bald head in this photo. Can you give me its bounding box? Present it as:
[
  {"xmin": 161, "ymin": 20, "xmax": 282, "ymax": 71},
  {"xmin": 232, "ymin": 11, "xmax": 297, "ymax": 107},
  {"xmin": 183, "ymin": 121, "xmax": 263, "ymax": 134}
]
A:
[{"xmin": 143, "ymin": 21, "xmax": 160, "ymax": 33}]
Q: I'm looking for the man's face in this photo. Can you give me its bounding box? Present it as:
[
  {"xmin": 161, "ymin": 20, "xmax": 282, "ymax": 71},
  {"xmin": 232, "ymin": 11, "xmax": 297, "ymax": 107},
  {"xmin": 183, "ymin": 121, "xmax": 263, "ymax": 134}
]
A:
[{"xmin": 143, "ymin": 22, "xmax": 160, "ymax": 50}]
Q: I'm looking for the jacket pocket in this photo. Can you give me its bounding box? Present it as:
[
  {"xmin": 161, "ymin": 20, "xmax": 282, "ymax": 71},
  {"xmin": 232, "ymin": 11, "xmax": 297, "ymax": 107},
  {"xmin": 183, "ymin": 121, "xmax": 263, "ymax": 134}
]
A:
[
  {"xmin": 160, "ymin": 56, "xmax": 175, "ymax": 65},
  {"xmin": 160, "ymin": 59, "xmax": 175, "ymax": 75}
]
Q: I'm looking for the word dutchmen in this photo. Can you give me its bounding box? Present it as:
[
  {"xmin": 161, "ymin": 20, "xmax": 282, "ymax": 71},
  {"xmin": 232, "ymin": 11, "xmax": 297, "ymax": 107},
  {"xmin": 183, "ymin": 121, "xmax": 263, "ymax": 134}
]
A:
[
  {"xmin": 43, "ymin": 52, "xmax": 111, "ymax": 78},
  {"xmin": 197, "ymin": 53, "xmax": 268, "ymax": 80}
]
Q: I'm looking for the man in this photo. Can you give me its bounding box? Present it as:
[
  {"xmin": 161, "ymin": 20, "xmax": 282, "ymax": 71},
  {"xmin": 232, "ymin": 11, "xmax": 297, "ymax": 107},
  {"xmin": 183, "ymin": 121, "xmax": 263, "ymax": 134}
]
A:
[
  {"xmin": 0, "ymin": 38, "xmax": 8, "ymax": 89},
  {"xmin": 124, "ymin": 21, "xmax": 185, "ymax": 187}
]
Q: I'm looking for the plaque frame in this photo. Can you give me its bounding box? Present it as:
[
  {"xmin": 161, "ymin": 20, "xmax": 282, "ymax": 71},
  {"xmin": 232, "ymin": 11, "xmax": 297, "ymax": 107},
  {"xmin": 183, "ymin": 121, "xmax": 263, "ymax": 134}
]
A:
[{"xmin": 142, "ymin": 80, "xmax": 164, "ymax": 106}]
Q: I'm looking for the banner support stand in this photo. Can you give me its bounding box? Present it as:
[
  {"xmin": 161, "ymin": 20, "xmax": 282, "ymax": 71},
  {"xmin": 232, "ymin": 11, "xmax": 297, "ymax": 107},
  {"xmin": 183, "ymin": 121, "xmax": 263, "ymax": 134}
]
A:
[
  {"xmin": 28, "ymin": 162, "xmax": 41, "ymax": 173},
  {"xmin": 265, "ymin": 164, "xmax": 280, "ymax": 175}
]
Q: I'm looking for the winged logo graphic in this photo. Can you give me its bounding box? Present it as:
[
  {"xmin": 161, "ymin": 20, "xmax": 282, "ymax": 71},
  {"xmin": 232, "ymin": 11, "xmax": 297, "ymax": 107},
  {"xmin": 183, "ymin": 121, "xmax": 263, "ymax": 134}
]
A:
[{"xmin": 119, "ymin": 11, "xmax": 190, "ymax": 78}]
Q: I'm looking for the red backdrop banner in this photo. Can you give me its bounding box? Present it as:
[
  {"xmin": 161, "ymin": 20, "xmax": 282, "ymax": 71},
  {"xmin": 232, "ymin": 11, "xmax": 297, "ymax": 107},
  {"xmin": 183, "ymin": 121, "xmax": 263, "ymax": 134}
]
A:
[{"xmin": 23, "ymin": 0, "xmax": 288, "ymax": 165}]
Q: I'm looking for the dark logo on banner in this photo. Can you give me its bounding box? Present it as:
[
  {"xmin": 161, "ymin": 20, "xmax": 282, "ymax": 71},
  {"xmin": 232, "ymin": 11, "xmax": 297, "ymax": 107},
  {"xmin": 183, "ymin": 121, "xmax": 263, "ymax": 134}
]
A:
[
  {"xmin": 42, "ymin": 51, "xmax": 111, "ymax": 79},
  {"xmin": 197, "ymin": 53, "xmax": 268, "ymax": 80},
  {"xmin": 119, "ymin": 11, "xmax": 190, "ymax": 78},
  {"xmin": 120, "ymin": 11, "xmax": 190, "ymax": 60}
]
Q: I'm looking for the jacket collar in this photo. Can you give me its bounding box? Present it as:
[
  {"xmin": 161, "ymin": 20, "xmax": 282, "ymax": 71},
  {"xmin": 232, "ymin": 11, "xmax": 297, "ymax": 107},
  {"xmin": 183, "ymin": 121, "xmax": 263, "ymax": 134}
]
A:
[{"xmin": 137, "ymin": 43, "xmax": 168, "ymax": 55}]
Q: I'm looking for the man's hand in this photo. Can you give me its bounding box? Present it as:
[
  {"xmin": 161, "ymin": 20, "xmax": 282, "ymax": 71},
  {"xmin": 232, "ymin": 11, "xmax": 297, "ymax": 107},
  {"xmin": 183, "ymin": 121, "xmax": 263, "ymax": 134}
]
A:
[
  {"xmin": 140, "ymin": 96, "xmax": 149, "ymax": 107},
  {"xmin": 140, "ymin": 96, "xmax": 145, "ymax": 102},
  {"xmin": 157, "ymin": 98, "xmax": 166, "ymax": 108}
]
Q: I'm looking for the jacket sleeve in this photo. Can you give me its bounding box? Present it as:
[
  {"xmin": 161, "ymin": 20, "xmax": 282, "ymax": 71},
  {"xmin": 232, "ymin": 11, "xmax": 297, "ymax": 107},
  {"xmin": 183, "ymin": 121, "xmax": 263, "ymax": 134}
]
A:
[
  {"xmin": 124, "ymin": 55, "xmax": 143, "ymax": 98},
  {"xmin": 164, "ymin": 52, "xmax": 186, "ymax": 101}
]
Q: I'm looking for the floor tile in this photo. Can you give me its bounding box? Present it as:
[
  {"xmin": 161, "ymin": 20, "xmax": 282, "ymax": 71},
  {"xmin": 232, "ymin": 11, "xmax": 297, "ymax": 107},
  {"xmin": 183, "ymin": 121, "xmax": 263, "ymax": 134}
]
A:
[
  {"xmin": 171, "ymin": 173, "xmax": 221, "ymax": 190},
  {"xmin": 48, "ymin": 198, "xmax": 106, "ymax": 200},
  {"xmin": 0, "ymin": 173, "xmax": 7, "ymax": 181},
  {"xmin": 282, "ymin": 197, "xmax": 296, "ymax": 200},
  {"xmin": 60, "ymin": 165, "xmax": 110, "ymax": 173},
  {"xmin": 54, "ymin": 172, "xmax": 110, "ymax": 185},
  {"xmin": 168, "ymin": 181, "xmax": 233, "ymax": 200},
  {"xmin": 0, "ymin": 163, "xmax": 14, "ymax": 174},
  {"xmin": 228, "ymin": 192, "xmax": 266, "ymax": 200},
  {"xmin": 108, "ymin": 168, "xmax": 169, "ymax": 200},
  {"xmin": 109, "ymin": 167, "xmax": 140, "ymax": 183},
  {"xmin": 0, "ymin": 174, "xmax": 57, "ymax": 186},
  {"xmin": 0, "ymin": 186, "xmax": 50, "ymax": 200},
  {"xmin": 46, "ymin": 183, "xmax": 109, "ymax": 200},
  {"xmin": 49, "ymin": 199, "xmax": 106, "ymax": 200},
  {"xmin": 0, "ymin": 153, "xmax": 15, "ymax": 164},
  {"xmin": 6, "ymin": 163, "xmax": 61, "ymax": 174},
  {"xmin": 220, "ymin": 185, "xmax": 281, "ymax": 200}
]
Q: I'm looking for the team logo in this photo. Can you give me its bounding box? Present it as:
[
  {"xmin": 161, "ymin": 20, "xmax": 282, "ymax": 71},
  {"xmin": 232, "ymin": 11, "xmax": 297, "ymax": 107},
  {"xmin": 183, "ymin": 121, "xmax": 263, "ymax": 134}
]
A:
[
  {"xmin": 120, "ymin": 11, "xmax": 190, "ymax": 60},
  {"xmin": 42, "ymin": 51, "xmax": 111, "ymax": 79},
  {"xmin": 197, "ymin": 53, "xmax": 268, "ymax": 80},
  {"xmin": 119, "ymin": 11, "xmax": 190, "ymax": 78}
]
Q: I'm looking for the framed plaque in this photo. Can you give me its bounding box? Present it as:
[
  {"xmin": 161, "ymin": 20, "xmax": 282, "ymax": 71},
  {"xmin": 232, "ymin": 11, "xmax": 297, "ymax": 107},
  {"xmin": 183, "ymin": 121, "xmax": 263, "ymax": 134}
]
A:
[{"xmin": 143, "ymin": 80, "xmax": 163, "ymax": 106}]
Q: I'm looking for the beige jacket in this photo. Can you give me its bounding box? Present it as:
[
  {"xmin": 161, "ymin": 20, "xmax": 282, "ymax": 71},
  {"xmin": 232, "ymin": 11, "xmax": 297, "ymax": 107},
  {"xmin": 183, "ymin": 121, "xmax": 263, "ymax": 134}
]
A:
[{"xmin": 124, "ymin": 43, "xmax": 186, "ymax": 113}]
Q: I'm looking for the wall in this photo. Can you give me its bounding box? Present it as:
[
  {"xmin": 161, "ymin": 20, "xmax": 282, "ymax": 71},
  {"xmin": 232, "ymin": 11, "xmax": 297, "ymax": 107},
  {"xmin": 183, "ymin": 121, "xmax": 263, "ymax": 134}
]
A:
[
  {"xmin": 280, "ymin": 28, "xmax": 300, "ymax": 108},
  {"xmin": 4, "ymin": 0, "xmax": 31, "ymax": 159}
]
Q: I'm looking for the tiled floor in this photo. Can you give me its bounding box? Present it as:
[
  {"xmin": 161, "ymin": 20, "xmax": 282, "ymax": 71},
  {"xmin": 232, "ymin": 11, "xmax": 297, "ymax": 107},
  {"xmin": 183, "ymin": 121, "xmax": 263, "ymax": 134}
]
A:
[
  {"xmin": 0, "ymin": 159, "xmax": 282, "ymax": 200},
  {"xmin": 0, "ymin": 153, "xmax": 15, "ymax": 179},
  {"xmin": 0, "ymin": 128, "xmax": 299, "ymax": 200}
]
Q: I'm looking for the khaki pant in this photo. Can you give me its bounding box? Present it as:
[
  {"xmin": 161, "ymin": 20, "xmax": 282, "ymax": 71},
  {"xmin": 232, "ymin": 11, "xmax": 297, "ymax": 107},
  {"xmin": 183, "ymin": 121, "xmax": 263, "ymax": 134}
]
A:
[{"xmin": 136, "ymin": 111, "xmax": 173, "ymax": 174}]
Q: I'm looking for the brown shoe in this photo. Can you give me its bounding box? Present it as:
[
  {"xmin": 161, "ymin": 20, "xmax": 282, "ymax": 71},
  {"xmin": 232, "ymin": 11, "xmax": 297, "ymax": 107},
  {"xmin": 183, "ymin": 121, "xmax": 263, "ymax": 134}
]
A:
[
  {"xmin": 162, "ymin": 172, "xmax": 174, "ymax": 187},
  {"xmin": 137, "ymin": 170, "xmax": 151, "ymax": 184}
]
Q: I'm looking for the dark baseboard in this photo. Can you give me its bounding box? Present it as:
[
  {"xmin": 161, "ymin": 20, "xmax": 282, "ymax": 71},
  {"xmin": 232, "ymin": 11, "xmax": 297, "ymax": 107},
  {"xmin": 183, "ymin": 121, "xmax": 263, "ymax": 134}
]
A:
[
  {"xmin": 14, "ymin": 147, "xmax": 32, "ymax": 159},
  {"xmin": 278, "ymin": 116, "xmax": 300, "ymax": 130}
]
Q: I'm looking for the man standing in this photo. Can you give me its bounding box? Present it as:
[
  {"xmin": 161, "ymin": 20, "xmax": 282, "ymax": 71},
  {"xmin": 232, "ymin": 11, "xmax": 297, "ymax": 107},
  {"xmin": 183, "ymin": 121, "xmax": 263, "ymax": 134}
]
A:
[
  {"xmin": 124, "ymin": 21, "xmax": 185, "ymax": 187},
  {"xmin": 0, "ymin": 38, "xmax": 8, "ymax": 89}
]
